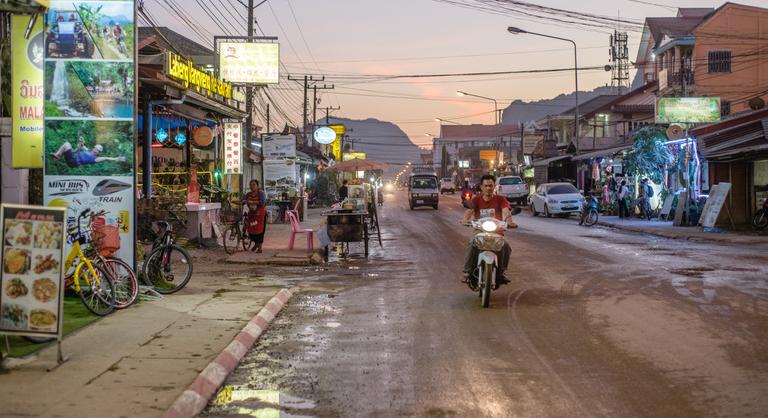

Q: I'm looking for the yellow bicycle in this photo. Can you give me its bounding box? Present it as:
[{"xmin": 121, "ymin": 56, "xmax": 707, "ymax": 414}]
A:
[{"xmin": 63, "ymin": 209, "xmax": 116, "ymax": 316}]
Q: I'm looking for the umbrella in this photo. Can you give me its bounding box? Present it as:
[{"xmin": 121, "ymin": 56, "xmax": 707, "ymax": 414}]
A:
[{"xmin": 329, "ymin": 158, "xmax": 389, "ymax": 172}]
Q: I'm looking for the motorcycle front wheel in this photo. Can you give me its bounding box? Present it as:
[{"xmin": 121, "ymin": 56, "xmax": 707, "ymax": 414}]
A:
[
  {"xmin": 584, "ymin": 209, "xmax": 599, "ymax": 226},
  {"xmin": 479, "ymin": 261, "xmax": 493, "ymax": 308}
]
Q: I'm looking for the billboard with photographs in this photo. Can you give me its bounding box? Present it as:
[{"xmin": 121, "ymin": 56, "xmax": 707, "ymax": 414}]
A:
[
  {"xmin": 263, "ymin": 134, "xmax": 296, "ymax": 159},
  {"xmin": 43, "ymin": 1, "xmax": 136, "ymax": 266}
]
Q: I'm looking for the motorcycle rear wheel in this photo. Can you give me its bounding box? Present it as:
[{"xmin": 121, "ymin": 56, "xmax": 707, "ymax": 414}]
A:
[
  {"xmin": 480, "ymin": 262, "xmax": 493, "ymax": 308},
  {"xmin": 752, "ymin": 209, "xmax": 767, "ymax": 230}
]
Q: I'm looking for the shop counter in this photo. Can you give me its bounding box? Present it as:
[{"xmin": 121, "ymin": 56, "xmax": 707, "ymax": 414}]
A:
[{"xmin": 184, "ymin": 202, "xmax": 221, "ymax": 241}]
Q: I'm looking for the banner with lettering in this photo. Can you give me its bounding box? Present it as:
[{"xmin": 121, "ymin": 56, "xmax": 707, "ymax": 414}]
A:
[
  {"xmin": 224, "ymin": 122, "xmax": 242, "ymax": 174},
  {"xmin": 11, "ymin": 15, "xmax": 44, "ymax": 168},
  {"xmin": 43, "ymin": 1, "xmax": 136, "ymax": 266}
]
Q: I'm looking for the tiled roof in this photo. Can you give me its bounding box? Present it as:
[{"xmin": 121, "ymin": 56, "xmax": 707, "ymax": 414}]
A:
[{"xmin": 138, "ymin": 26, "xmax": 213, "ymax": 56}]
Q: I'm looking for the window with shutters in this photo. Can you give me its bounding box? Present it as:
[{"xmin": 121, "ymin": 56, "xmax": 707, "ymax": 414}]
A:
[
  {"xmin": 721, "ymin": 101, "xmax": 731, "ymax": 116},
  {"xmin": 708, "ymin": 50, "xmax": 732, "ymax": 73}
]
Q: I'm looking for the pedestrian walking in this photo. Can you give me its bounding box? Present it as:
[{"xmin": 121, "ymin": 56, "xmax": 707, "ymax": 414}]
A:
[
  {"xmin": 243, "ymin": 179, "xmax": 267, "ymax": 252},
  {"xmin": 617, "ymin": 180, "xmax": 630, "ymax": 219}
]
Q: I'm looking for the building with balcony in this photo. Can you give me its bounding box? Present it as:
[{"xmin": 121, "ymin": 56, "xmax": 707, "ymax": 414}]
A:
[{"xmin": 636, "ymin": 4, "xmax": 768, "ymax": 115}]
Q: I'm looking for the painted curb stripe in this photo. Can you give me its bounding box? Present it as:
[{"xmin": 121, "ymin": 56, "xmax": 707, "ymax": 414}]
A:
[{"xmin": 163, "ymin": 288, "xmax": 294, "ymax": 418}]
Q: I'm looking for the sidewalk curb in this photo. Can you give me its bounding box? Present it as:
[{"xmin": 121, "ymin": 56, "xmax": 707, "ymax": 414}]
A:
[
  {"xmin": 597, "ymin": 221, "xmax": 757, "ymax": 244},
  {"xmin": 162, "ymin": 287, "xmax": 296, "ymax": 418}
]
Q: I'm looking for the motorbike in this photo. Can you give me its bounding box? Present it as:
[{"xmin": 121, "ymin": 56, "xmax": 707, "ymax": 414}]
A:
[
  {"xmin": 752, "ymin": 198, "xmax": 768, "ymax": 230},
  {"xmin": 578, "ymin": 194, "xmax": 599, "ymax": 226},
  {"xmin": 463, "ymin": 217, "xmax": 511, "ymax": 308},
  {"xmin": 461, "ymin": 189, "xmax": 473, "ymax": 203}
]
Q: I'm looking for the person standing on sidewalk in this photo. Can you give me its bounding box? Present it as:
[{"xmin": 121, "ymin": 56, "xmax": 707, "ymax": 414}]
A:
[
  {"xmin": 617, "ymin": 180, "xmax": 630, "ymax": 219},
  {"xmin": 338, "ymin": 180, "xmax": 349, "ymax": 201},
  {"xmin": 244, "ymin": 180, "xmax": 267, "ymax": 253}
]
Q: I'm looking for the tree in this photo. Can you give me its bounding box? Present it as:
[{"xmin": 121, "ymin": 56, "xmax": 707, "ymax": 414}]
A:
[{"xmin": 623, "ymin": 126, "xmax": 673, "ymax": 186}]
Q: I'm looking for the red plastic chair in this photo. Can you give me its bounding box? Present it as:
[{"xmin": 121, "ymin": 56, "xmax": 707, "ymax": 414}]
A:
[{"xmin": 287, "ymin": 210, "xmax": 314, "ymax": 250}]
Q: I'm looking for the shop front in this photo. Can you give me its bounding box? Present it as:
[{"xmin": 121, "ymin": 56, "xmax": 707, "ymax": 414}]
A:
[
  {"xmin": 138, "ymin": 42, "xmax": 246, "ymax": 241},
  {"xmin": 694, "ymin": 109, "xmax": 768, "ymax": 226}
]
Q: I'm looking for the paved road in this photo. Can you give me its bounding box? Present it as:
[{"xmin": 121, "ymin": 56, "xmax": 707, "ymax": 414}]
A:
[{"xmin": 204, "ymin": 190, "xmax": 768, "ymax": 418}]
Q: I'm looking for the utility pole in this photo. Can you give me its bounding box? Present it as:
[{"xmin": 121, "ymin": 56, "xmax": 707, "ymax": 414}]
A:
[
  {"xmin": 266, "ymin": 103, "xmax": 270, "ymax": 133},
  {"xmin": 324, "ymin": 106, "xmax": 341, "ymax": 124},
  {"xmin": 312, "ymin": 84, "xmax": 334, "ymax": 125},
  {"xmin": 287, "ymin": 75, "xmax": 325, "ymax": 146}
]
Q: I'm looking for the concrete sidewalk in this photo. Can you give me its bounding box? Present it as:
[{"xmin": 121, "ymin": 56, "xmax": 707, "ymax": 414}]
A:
[
  {"xmin": 224, "ymin": 207, "xmax": 326, "ymax": 266},
  {"xmin": 0, "ymin": 216, "xmax": 322, "ymax": 417},
  {"xmin": 598, "ymin": 215, "xmax": 768, "ymax": 245}
]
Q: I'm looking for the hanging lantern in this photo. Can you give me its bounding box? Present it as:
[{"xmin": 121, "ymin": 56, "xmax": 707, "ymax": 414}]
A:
[
  {"xmin": 174, "ymin": 130, "xmax": 187, "ymax": 146},
  {"xmin": 156, "ymin": 127, "xmax": 169, "ymax": 143}
]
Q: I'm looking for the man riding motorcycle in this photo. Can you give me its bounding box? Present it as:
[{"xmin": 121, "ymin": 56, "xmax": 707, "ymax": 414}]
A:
[{"xmin": 461, "ymin": 174, "xmax": 517, "ymax": 287}]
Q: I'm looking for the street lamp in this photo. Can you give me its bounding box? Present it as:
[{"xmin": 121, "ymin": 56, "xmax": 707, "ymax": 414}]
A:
[
  {"xmin": 507, "ymin": 26, "xmax": 580, "ymax": 155},
  {"xmin": 434, "ymin": 117, "xmax": 460, "ymax": 125},
  {"xmin": 457, "ymin": 91, "xmax": 499, "ymax": 125}
]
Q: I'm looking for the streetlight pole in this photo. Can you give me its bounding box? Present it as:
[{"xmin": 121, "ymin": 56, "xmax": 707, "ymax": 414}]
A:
[
  {"xmin": 456, "ymin": 91, "xmax": 499, "ymax": 125},
  {"xmin": 508, "ymin": 26, "xmax": 579, "ymax": 155}
]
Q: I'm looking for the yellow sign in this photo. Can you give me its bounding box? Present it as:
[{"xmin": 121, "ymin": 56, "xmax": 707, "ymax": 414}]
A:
[
  {"xmin": 118, "ymin": 210, "xmax": 130, "ymax": 234},
  {"xmin": 219, "ymin": 42, "xmax": 279, "ymax": 84},
  {"xmin": 165, "ymin": 52, "xmax": 233, "ymax": 99},
  {"xmin": 327, "ymin": 125, "xmax": 345, "ymax": 161},
  {"xmin": 479, "ymin": 150, "xmax": 496, "ymax": 160},
  {"xmin": 11, "ymin": 15, "xmax": 44, "ymax": 168},
  {"xmin": 344, "ymin": 152, "xmax": 366, "ymax": 160}
]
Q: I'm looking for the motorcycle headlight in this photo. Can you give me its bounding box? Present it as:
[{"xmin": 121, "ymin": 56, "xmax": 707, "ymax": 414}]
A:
[{"xmin": 481, "ymin": 220, "xmax": 497, "ymax": 232}]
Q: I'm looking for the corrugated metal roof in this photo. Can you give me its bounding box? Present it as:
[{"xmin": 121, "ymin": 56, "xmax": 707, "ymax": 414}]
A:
[{"xmin": 533, "ymin": 155, "xmax": 571, "ymax": 167}]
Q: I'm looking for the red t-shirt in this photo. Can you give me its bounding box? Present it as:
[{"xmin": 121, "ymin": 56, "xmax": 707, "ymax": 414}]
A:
[{"xmin": 472, "ymin": 195, "xmax": 510, "ymax": 221}]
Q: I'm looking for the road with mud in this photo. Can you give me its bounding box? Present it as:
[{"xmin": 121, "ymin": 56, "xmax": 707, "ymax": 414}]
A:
[{"xmin": 204, "ymin": 190, "xmax": 768, "ymax": 418}]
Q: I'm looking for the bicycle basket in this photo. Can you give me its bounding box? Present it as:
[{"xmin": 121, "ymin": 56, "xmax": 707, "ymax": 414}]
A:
[{"xmin": 91, "ymin": 224, "xmax": 121, "ymax": 257}]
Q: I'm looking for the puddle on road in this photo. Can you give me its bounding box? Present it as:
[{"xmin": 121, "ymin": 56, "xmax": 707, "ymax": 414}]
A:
[{"xmin": 210, "ymin": 386, "xmax": 317, "ymax": 417}]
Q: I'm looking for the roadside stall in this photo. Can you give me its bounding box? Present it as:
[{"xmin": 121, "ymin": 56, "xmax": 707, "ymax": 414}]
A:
[{"xmin": 321, "ymin": 159, "xmax": 387, "ymax": 258}]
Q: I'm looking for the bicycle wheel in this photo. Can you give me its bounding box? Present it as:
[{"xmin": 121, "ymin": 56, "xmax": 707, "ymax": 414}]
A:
[
  {"xmin": 97, "ymin": 257, "xmax": 138, "ymax": 308},
  {"xmin": 223, "ymin": 225, "xmax": 242, "ymax": 255},
  {"xmin": 141, "ymin": 244, "xmax": 193, "ymax": 294},
  {"xmin": 76, "ymin": 263, "xmax": 116, "ymax": 316}
]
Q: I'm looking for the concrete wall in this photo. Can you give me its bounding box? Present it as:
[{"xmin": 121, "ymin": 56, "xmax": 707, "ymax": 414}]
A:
[{"xmin": 693, "ymin": 4, "xmax": 768, "ymax": 113}]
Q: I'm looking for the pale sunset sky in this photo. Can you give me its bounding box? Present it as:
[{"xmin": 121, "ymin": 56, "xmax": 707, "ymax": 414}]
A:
[{"xmin": 144, "ymin": 0, "xmax": 768, "ymax": 147}]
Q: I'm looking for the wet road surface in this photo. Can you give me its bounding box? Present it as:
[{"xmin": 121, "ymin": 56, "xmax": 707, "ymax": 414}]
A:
[{"xmin": 203, "ymin": 190, "xmax": 768, "ymax": 417}]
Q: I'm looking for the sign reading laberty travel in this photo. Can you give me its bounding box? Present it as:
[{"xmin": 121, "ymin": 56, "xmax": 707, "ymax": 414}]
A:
[{"xmin": 165, "ymin": 52, "xmax": 233, "ymax": 99}]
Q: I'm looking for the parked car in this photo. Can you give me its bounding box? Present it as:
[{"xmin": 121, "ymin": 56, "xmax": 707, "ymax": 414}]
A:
[
  {"xmin": 495, "ymin": 175, "xmax": 528, "ymax": 205},
  {"xmin": 530, "ymin": 182, "xmax": 584, "ymax": 217},
  {"xmin": 440, "ymin": 177, "xmax": 456, "ymax": 194},
  {"xmin": 409, "ymin": 173, "xmax": 439, "ymax": 210}
]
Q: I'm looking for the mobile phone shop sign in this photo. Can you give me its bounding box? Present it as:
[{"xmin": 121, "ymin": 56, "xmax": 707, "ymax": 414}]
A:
[{"xmin": 0, "ymin": 204, "xmax": 66, "ymax": 337}]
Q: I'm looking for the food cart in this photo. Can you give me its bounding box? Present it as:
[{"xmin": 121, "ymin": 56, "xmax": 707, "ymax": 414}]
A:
[{"xmin": 323, "ymin": 208, "xmax": 370, "ymax": 258}]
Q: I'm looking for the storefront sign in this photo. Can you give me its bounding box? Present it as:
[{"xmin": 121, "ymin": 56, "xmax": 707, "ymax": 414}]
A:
[
  {"xmin": 313, "ymin": 127, "xmax": 336, "ymax": 145},
  {"xmin": 699, "ymin": 182, "xmax": 731, "ymax": 228},
  {"xmin": 44, "ymin": 0, "xmax": 137, "ymax": 267},
  {"xmin": 166, "ymin": 51, "xmax": 233, "ymax": 99},
  {"xmin": 344, "ymin": 152, "xmax": 366, "ymax": 161},
  {"xmin": 192, "ymin": 126, "xmax": 214, "ymax": 147},
  {"xmin": 0, "ymin": 204, "xmax": 66, "ymax": 338},
  {"xmin": 219, "ymin": 42, "xmax": 279, "ymax": 84},
  {"xmin": 656, "ymin": 97, "xmax": 721, "ymax": 124},
  {"xmin": 263, "ymin": 134, "xmax": 296, "ymax": 159},
  {"xmin": 479, "ymin": 150, "xmax": 496, "ymax": 161},
  {"xmin": 223, "ymin": 122, "xmax": 242, "ymax": 174},
  {"xmin": 11, "ymin": 15, "xmax": 44, "ymax": 168},
  {"xmin": 263, "ymin": 159, "xmax": 298, "ymax": 199}
]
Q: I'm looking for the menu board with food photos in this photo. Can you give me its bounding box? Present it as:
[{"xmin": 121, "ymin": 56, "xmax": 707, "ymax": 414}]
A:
[{"xmin": 0, "ymin": 204, "xmax": 66, "ymax": 337}]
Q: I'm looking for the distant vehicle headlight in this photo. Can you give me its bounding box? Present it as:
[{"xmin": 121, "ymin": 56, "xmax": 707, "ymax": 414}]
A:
[{"xmin": 481, "ymin": 221, "xmax": 497, "ymax": 232}]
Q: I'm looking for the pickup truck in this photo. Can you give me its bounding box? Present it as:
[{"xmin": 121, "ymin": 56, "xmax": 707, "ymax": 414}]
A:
[
  {"xmin": 495, "ymin": 175, "xmax": 528, "ymax": 206},
  {"xmin": 440, "ymin": 178, "xmax": 456, "ymax": 194}
]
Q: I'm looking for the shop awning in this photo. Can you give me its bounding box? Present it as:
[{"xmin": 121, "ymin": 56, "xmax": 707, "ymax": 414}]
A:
[
  {"xmin": 533, "ymin": 155, "xmax": 571, "ymax": 167},
  {"xmin": 571, "ymin": 145, "xmax": 631, "ymax": 161},
  {"xmin": 696, "ymin": 111, "xmax": 768, "ymax": 159},
  {"xmin": 184, "ymin": 91, "xmax": 246, "ymax": 120}
]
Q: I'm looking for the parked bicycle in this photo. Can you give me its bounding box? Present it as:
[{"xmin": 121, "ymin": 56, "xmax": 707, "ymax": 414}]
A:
[
  {"xmin": 87, "ymin": 210, "xmax": 138, "ymax": 308},
  {"xmin": 222, "ymin": 210, "xmax": 252, "ymax": 254},
  {"xmin": 141, "ymin": 220, "xmax": 193, "ymax": 294},
  {"xmin": 64, "ymin": 209, "xmax": 117, "ymax": 316}
]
